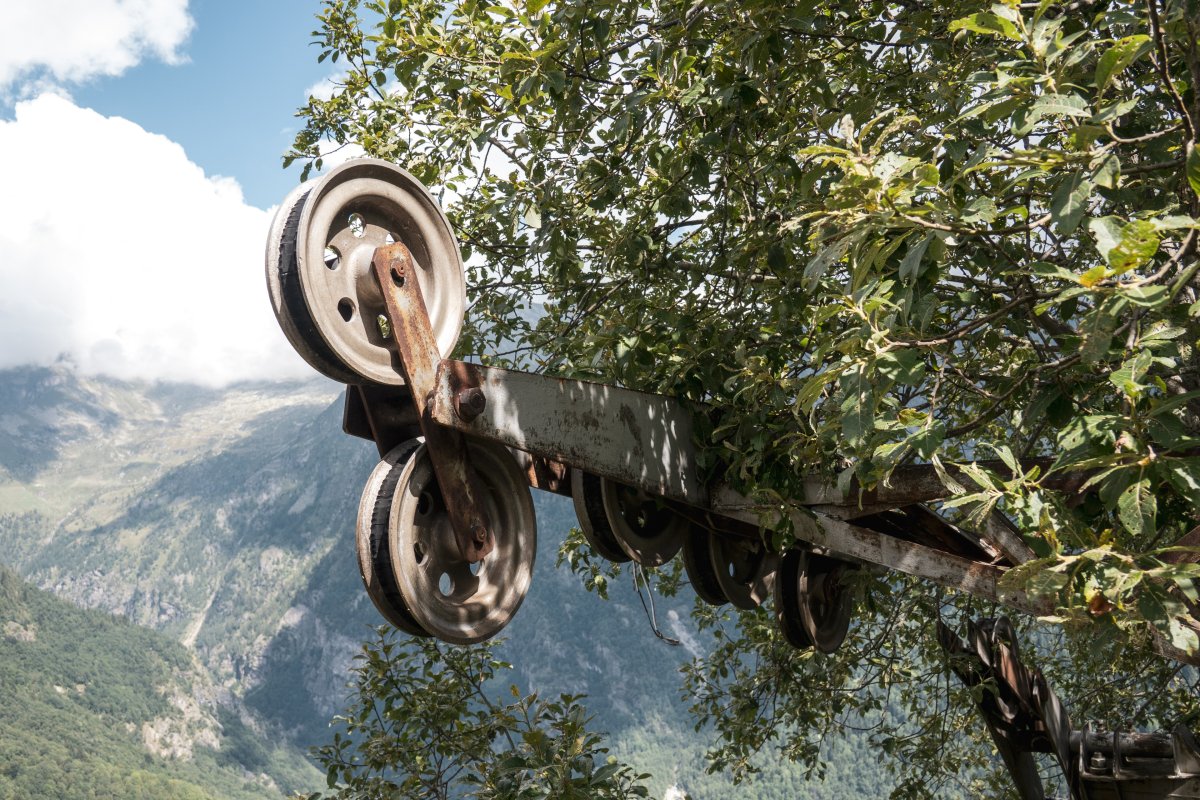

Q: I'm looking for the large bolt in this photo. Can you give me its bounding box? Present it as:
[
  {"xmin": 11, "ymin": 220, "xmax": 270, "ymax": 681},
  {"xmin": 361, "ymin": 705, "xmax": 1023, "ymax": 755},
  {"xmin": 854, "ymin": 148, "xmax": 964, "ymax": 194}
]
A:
[
  {"xmin": 454, "ymin": 387, "xmax": 486, "ymax": 422},
  {"xmin": 469, "ymin": 520, "xmax": 488, "ymax": 547}
]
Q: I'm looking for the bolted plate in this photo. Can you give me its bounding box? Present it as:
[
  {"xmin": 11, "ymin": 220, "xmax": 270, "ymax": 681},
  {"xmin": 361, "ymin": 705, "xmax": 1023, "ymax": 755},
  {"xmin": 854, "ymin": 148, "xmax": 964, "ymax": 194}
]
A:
[
  {"xmin": 270, "ymin": 158, "xmax": 466, "ymax": 385},
  {"xmin": 356, "ymin": 441, "xmax": 431, "ymax": 637},
  {"xmin": 390, "ymin": 440, "xmax": 536, "ymax": 644}
]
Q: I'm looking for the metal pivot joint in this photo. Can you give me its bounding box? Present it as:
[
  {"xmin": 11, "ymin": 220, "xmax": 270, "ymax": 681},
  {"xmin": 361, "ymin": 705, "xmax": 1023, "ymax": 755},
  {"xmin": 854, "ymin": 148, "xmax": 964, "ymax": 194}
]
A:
[{"xmin": 371, "ymin": 242, "xmax": 494, "ymax": 562}]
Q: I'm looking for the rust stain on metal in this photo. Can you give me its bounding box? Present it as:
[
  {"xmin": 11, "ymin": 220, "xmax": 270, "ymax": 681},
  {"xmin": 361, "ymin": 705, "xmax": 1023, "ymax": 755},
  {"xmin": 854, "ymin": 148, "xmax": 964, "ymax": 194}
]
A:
[{"xmin": 372, "ymin": 243, "xmax": 494, "ymax": 562}]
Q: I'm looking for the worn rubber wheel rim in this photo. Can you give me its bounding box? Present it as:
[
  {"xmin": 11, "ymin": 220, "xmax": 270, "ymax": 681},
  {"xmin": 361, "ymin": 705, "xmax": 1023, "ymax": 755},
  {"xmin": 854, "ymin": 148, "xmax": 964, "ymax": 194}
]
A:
[
  {"xmin": 570, "ymin": 470, "xmax": 632, "ymax": 563},
  {"xmin": 599, "ymin": 479, "xmax": 687, "ymax": 567},
  {"xmin": 797, "ymin": 552, "xmax": 854, "ymax": 654},
  {"xmin": 390, "ymin": 441, "xmax": 536, "ymax": 644},
  {"xmin": 277, "ymin": 158, "xmax": 466, "ymax": 385},
  {"xmin": 708, "ymin": 534, "xmax": 776, "ymax": 610},
  {"xmin": 266, "ymin": 181, "xmax": 360, "ymax": 383},
  {"xmin": 355, "ymin": 441, "xmax": 430, "ymax": 637},
  {"xmin": 683, "ymin": 526, "xmax": 728, "ymax": 606},
  {"xmin": 775, "ymin": 549, "xmax": 814, "ymax": 649}
]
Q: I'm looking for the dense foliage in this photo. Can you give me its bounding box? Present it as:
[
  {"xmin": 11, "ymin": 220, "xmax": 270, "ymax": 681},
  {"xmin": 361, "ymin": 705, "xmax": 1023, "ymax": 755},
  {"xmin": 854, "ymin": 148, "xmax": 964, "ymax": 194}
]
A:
[
  {"xmin": 307, "ymin": 630, "xmax": 651, "ymax": 799},
  {"xmin": 289, "ymin": 0, "xmax": 1200, "ymax": 796}
]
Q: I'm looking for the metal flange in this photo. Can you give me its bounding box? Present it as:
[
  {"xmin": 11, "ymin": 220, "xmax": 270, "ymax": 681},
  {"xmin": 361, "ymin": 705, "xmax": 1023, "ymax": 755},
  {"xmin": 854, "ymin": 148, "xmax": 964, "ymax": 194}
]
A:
[
  {"xmin": 267, "ymin": 158, "xmax": 466, "ymax": 385},
  {"xmin": 388, "ymin": 440, "xmax": 536, "ymax": 644}
]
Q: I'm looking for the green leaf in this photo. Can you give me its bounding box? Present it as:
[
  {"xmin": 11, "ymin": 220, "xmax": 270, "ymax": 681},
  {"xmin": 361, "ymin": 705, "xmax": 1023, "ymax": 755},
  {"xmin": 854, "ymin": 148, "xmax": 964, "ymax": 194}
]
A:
[
  {"xmin": 961, "ymin": 197, "xmax": 998, "ymax": 224},
  {"xmin": 1056, "ymin": 413, "xmax": 1124, "ymax": 461},
  {"xmin": 1168, "ymin": 617, "xmax": 1199, "ymax": 654},
  {"xmin": 1118, "ymin": 480, "xmax": 1156, "ymax": 537},
  {"xmin": 949, "ymin": 12, "xmax": 1023, "ymax": 40},
  {"xmin": 1164, "ymin": 459, "xmax": 1200, "ymax": 505},
  {"xmin": 899, "ymin": 233, "xmax": 932, "ymax": 282},
  {"xmin": 1087, "ymin": 216, "xmax": 1124, "ymax": 261},
  {"xmin": 1109, "ymin": 350, "xmax": 1152, "ymax": 399},
  {"xmin": 1108, "ymin": 220, "xmax": 1160, "ymax": 273},
  {"xmin": 1030, "ymin": 93, "xmax": 1091, "ymax": 119},
  {"xmin": 804, "ymin": 231, "xmax": 861, "ymax": 290},
  {"xmin": 839, "ymin": 367, "xmax": 874, "ymax": 448},
  {"xmin": 1095, "ymin": 35, "xmax": 1152, "ymax": 94},
  {"xmin": 876, "ymin": 349, "xmax": 925, "ymax": 386},
  {"xmin": 1092, "ymin": 152, "xmax": 1120, "ymax": 189},
  {"xmin": 1050, "ymin": 172, "xmax": 1093, "ymax": 234},
  {"xmin": 1079, "ymin": 298, "xmax": 1125, "ymax": 364},
  {"xmin": 908, "ymin": 422, "xmax": 946, "ymax": 459},
  {"xmin": 1077, "ymin": 265, "xmax": 1108, "ymax": 287},
  {"xmin": 1121, "ymin": 284, "xmax": 1168, "ymax": 307}
]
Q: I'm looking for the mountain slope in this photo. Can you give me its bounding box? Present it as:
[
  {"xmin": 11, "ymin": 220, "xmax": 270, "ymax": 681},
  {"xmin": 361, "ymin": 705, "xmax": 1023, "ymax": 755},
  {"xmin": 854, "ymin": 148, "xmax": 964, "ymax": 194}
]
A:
[{"xmin": 0, "ymin": 563, "xmax": 318, "ymax": 799}]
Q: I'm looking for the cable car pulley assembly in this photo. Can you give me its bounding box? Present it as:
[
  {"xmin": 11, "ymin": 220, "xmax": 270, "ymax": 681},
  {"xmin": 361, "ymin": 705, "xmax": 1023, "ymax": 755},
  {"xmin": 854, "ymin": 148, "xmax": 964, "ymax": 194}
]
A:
[{"xmin": 265, "ymin": 159, "xmax": 1200, "ymax": 663}]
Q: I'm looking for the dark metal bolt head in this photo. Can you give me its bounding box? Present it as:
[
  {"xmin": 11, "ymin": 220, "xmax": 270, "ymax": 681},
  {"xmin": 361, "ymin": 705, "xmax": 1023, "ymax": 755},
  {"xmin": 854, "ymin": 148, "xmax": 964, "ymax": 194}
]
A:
[
  {"xmin": 469, "ymin": 521, "xmax": 488, "ymax": 546},
  {"xmin": 454, "ymin": 387, "xmax": 486, "ymax": 422}
]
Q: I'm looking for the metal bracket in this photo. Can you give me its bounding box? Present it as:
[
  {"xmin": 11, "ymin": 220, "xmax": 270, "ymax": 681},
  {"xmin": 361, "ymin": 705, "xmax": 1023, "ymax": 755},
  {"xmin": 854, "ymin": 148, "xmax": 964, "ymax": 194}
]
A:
[{"xmin": 372, "ymin": 242, "xmax": 494, "ymax": 562}]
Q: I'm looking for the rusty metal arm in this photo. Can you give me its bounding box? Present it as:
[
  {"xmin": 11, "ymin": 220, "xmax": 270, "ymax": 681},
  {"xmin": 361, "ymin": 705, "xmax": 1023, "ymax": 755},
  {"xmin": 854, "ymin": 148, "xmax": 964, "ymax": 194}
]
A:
[{"xmin": 371, "ymin": 243, "xmax": 495, "ymax": 562}]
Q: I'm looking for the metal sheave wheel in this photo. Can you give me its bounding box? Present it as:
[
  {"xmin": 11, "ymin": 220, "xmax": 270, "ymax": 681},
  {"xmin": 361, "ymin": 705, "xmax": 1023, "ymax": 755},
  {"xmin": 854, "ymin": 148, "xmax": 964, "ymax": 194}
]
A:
[
  {"xmin": 708, "ymin": 534, "xmax": 777, "ymax": 610},
  {"xmin": 776, "ymin": 550, "xmax": 855, "ymax": 653},
  {"xmin": 570, "ymin": 470, "xmax": 633, "ymax": 563},
  {"xmin": 775, "ymin": 549, "xmax": 813, "ymax": 649},
  {"xmin": 599, "ymin": 479, "xmax": 688, "ymax": 567},
  {"xmin": 682, "ymin": 527, "xmax": 729, "ymax": 606},
  {"xmin": 356, "ymin": 441, "xmax": 431, "ymax": 637},
  {"xmin": 266, "ymin": 181, "xmax": 359, "ymax": 383},
  {"xmin": 266, "ymin": 158, "xmax": 466, "ymax": 385},
  {"xmin": 389, "ymin": 440, "xmax": 536, "ymax": 644}
]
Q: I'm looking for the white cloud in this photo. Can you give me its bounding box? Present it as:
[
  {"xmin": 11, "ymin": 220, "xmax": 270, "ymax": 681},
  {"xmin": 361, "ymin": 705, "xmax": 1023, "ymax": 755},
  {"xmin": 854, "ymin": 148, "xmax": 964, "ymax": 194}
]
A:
[
  {"xmin": 0, "ymin": 0, "xmax": 193, "ymax": 95},
  {"xmin": 0, "ymin": 94, "xmax": 314, "ymax": 386},
  {"xmin": 304, "ymin": 74, "xmax": 344, "ymax": 103}
]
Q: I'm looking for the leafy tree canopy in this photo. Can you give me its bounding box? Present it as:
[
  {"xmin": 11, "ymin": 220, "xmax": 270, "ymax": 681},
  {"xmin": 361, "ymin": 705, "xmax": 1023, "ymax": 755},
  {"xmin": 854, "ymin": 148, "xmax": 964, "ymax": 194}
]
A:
[
  {"xmin": 290, "ymin": 0, "xmax": 1200, "ymax": 795},
  {"xmin": 305, "ymin": 631, "xmax": 650, "ymax": 799}
]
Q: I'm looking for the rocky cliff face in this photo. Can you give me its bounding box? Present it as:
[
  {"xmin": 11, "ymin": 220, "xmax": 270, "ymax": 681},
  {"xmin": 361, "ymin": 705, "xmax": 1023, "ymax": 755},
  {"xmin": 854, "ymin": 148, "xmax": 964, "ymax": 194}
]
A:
[{"xmin": 0, "ymin": 366, "xmax": 368, "ymax": 716}]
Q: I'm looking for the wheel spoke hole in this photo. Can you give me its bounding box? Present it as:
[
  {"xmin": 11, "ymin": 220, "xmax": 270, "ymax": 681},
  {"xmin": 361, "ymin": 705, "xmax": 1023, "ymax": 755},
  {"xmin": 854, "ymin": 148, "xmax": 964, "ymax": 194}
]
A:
[
  {"xmin": 413, "ymin": 542, "xmax": 426, "ymax": 565},
  {"xmin": 469, "ymin": 560, "xmax": 481, "ymax": 576},
  {"xmin": 348, "ymin": 213, "xmax": 366, "ymax": 238},
  {"xmin": 417, "ymin": 492, "xmax": 432, "ymax": 516},
  {"xmin": 324, "ymin": 246, "xmax": 341, "ymax": 270},
  {"xmin": 338, "ymin": 298, "xmax": 355, "ymax": 322},
  {"xmin": 438, "ymin": 573, "xmax": 452, "ymax": 596},
  {"xmin": 385, "ymin": 232, "xmax": 396, "ymax": 244}
]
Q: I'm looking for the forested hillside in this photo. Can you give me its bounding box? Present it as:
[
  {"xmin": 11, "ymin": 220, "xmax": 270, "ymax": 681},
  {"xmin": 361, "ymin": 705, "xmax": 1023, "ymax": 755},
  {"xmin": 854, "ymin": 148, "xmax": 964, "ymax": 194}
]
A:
[{"xmin": 0, "ymin": 564, "xmax": 316, "ymax": 799}]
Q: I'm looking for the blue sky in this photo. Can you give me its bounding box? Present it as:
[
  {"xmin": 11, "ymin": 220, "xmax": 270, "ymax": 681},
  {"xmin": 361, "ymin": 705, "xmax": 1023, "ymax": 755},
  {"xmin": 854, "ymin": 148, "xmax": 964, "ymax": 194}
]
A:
[
  {"xmin": 70, "ymin": 0, "xmax": 331, "ymax": 209},
  {"xmin": 0, "ymin": 0, "xmax": 347, "ymax": 385}
]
